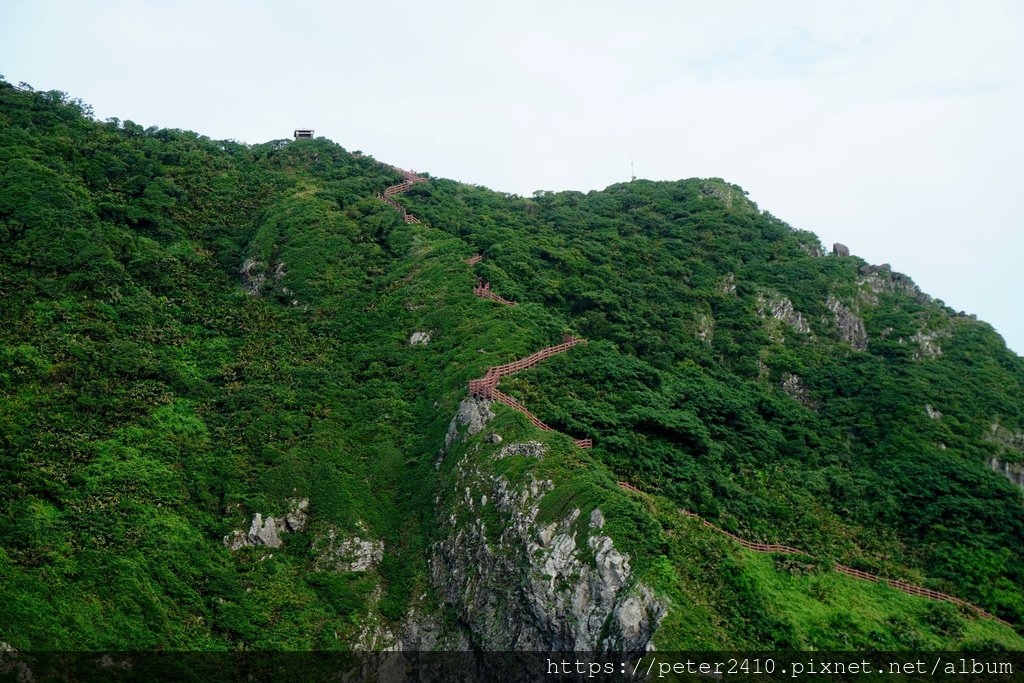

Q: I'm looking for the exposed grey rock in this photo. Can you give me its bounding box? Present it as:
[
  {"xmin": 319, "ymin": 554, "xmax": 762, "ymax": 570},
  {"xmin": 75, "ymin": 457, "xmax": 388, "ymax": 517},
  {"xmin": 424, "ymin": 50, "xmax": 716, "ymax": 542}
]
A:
[
  {"xmin": 858, "ymin": 266, "xmax": 925, "ymax": 306},
  {"xmin": 700, "ymin": 181, "xmax": 735, "ymax": 206},
  {"xmin": 832, "ymin": 242, "xmax": 850, "ymax": 257},
  {"xmin": 859, "ymin": 263, "xmax": 891, "ymax": 276},
  {"xmin": 781, "ymin": 373, "xmax": 816, "ymax": 409},
  {"xmin": 0, "ymin": 642, "xmax": 32, "ymax": 683},
  {"xmin": 717, "ymin": 273, "xmax": 737, "ymax": 294},
  {"xmin": 826, "ymin": 296, "xmax": 867, "ymax": 350},
  {"xmin": 486, "ymin": 432, "xmax": 503, "ymax": 444},
  {"xmin": 443, "ymin": 397, "xmax": 495, "ymax": 453},
  {"xmin": 95, "ymin": 655, "xmax": 131, "ymax": 671},
  {"xmin": 989, "ymin": 458, "xmax": 1024, "ymax": 493},
  {"xmin": 756, "ymin": 293, "xmax": 811, "ymax": 342},
  {"xmin": 409, "ymin": 331, "xmax": 431, "ymax": 346},
  {"xmin": 314, "ymin": 528, "xmax": 384, "ymax": 572},
  {"xmin": 431, "ymin": 464, "xmax": 666, "ymax": 652},
  {"xmin": 537, "ymin": 523, "xmax": 557, "ymax": 547},
  {"xmin": 800, "ymin": 243, "xmax": 824, "ymax": 258},
  {"xmin": 496, "ymin": 441, "xmax": 547, "ymax": 459},
  {"xmin": 240, "ymin": 258, "xmax": 286, "ymax": 298},
  {"xmin": 615, "ymin": 584, "xmax": 663, "ymax": 648},
  {"xmin": 986, "ymin": 421, "xmax": 1024, "ymax": 454},
  {"xmin": 250, "ymin": 514, "xmax": 283, "ymax": 548},
  {"xmin": 925, "ymin": 404, "xmax": 942, "ymax": 420},
  {"xmin": 224, "ymin": 498, "xmax": 309, "ymax": 550},
  {"xmin": 239, "ymin": 258, "xmax": 266, "ymax": 296},
  {"xmin": 353, "ymin": 604, "xmax": 471, "ymax": 653},
  {"xmin": 284, "ymin": 497, "xmax": 309, "ymax": 533},
  {"xmin": 694, "ymin": 312, "xmax": 715, "ymax": 344},
  {"xmin": 911, "ymin": 329, "xmax": 945, "ymax": 360}
]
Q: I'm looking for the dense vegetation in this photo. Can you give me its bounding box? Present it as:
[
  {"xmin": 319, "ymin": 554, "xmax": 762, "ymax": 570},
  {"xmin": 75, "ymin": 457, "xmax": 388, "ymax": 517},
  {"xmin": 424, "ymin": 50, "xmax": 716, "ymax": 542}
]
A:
[
  {"xmin": 1, "ymin": 78, "xmax": 1022, "ymax": 651},
  {"xmin": 403, "ymin": 176, "xmax": 1024, "ymax": 623}
]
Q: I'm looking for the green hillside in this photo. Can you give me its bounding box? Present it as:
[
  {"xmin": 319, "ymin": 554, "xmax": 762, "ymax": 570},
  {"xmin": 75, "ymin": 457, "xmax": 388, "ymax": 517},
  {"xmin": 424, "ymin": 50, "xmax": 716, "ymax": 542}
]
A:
[{"xmin": 1, "ymin": 79, "xmax": 1021, "ymax": 651}]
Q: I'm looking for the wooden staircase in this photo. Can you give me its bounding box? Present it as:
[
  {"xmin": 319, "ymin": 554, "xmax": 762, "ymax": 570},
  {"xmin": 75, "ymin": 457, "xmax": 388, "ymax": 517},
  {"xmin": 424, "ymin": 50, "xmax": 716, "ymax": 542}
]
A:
[
  {"xmin": 469, "ymin": 335, "xmax": 593, "ymax": 448},
  {"xmin": 473, "ymin": 280, "xmax": 517, "ymax": 307},
  {"xmin": 378, "ymin": 165, "xmax": 426, "ymax": 224},
  {"xmin": 619, "ymin": 484, "xmax": 1014, "ymax": 628}
]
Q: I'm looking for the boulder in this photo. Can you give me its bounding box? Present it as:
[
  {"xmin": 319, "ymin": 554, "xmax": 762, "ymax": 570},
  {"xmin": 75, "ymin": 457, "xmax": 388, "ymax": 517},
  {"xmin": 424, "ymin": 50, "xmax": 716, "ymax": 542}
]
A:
[
  {"xmin": 832, "ymin": 242, "xmax": 850, "ymax": 257},
  {"xmin": 248, "ymin": 514, "xmax": 283, "ymax": 548}
]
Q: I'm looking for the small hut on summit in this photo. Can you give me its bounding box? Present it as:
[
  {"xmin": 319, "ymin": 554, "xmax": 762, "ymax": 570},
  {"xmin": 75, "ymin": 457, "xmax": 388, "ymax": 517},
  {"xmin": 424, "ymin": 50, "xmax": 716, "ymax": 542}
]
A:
[{"xmin": 293, "ymin": 129, "xmax": 314, "ymax": 139}]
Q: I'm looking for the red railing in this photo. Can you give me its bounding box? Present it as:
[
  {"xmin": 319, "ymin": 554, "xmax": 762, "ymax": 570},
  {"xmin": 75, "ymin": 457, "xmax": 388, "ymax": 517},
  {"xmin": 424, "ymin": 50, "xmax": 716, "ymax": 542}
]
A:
[
  {"xmin": 468, "ymin": 335, "xmax": 592, "ymax": 448},
  {"xmin": 465, "ymin": 254, "xmax": 484, "ymax": 266},
  {"xmin": 618, "ymin": 483, "xmax": 1014, "ymax": 628},
  {"xmin": 474, "ymin": 280, "xmax": 517, "ymax": 307},
  {"xmin": 378, "ymin": 165, "xmax": 426, "ymax": 224}
]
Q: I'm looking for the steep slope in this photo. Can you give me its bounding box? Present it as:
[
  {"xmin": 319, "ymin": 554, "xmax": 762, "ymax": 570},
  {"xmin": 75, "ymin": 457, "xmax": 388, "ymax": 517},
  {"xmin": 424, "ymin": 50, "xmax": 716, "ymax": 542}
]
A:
[
  {"xmin": 400, "ymin": 176, "xmax": 1024, "ymax": 630},
  {"xmin": 0, "ymin": 79, "xmax": 1022, "ymax": 653}
]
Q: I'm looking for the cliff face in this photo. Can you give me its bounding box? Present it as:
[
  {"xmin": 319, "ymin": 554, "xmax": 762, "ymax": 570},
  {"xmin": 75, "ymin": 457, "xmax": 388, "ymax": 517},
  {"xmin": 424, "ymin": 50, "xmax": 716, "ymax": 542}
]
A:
[
  {"xmin": 990, "ymin": 458, "xmax": 1024, "ymax": 492},
  {"xmin": 432, "ymin": 399, "xmax": 665, "ymax": 651}
]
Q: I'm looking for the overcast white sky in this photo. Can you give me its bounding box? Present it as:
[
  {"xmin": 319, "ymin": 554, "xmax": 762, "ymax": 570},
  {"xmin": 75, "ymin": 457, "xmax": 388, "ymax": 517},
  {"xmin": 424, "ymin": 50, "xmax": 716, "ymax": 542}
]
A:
[{"xmin": 3, "ymin": 0, "xmax": 1022, "ymax": 353}]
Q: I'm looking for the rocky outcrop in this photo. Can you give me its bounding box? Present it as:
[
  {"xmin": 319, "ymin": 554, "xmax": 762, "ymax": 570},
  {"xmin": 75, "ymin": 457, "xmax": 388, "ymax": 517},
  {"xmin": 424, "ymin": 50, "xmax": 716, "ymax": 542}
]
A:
[
  {"xmin": 832, "ymin": 243, "xmax": 850, "ymax": 257},
  {"xmin": 431, "ymin": 450, "xmax": 666, "ymax": 652},
  {"xmin": 989, "ymin": 458, "xmax": 1024, "ymax": 493},
  {"xmin": 700, "ymin": 181, "xmax": 737, "ymax": 207},
  {"xmin": 0, "ymin": 643, "xmax": 32, "ymax": 683},
  {"xmin": 717, "ymin": 273, "xmax": 737, "ymax": 294},
  {"xmin": 354, "ymin": 603, "xmax": 471, "ymax": 653},
  {"xmin": 409, "ymin": 331, "xmax": 431, "ymax": 346},
  {"xmin": 240, "ymin": 258, "xmax": 286, "ymax": 297},
  {"xmin": 925, "ymin": 404, "xmax": 942, "ymax": 420},
  {"xmin": 314, "ymin": 527, "xmax": 384, "ymax": 572},
  {"xmin": 826, "ymin": 296, "xmax": 867, "ymax": 350},
  {"xmin": 495, "ymin": 441, "xmax": 546, "ymax": 459},
  {"xmin": 781, "ymin": 373, "xmax": 816, "ymax": 409},
  {"xmin": 224, "ymin": 498, "xmax": 309, "ymax": 550},
  {"xmin": 986, "ymin": 422, "xmax": 1024, "ymax": 454},
  {"xmin": 694, "ymin": 312, "xmax": 715, "ymax": 344},
  {"xmin": 239, "ymin": 257, "xmax": 266, "ymax": 296},
  {"xmin": 910, "ymin": 329, "xmax": 946, "ymax": 360},
  {"xmin": 858, "ymin": 264, "xmax": 923, "ymax": 301},
  {"xmin": 443, "ymin": 397, "xmax": 495, "ymax": 453},
  {"xmin": 800, "ymin": 243, "xmax": 824, "ymax": 258},
  {"xmin": 756, "ymin": 293, "xmax": 811, "ymax": 342},
  {"xmin": 985, "ymin": 422, "xmax": 1023, "ymax": 492}
]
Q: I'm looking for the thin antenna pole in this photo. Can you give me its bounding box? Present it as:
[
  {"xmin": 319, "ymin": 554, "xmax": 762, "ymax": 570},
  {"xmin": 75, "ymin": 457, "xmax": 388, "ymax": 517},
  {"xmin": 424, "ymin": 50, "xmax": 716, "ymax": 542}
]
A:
[{"xmin": 630, "ymin": 153, "xmax": 636, "ymax": 182}]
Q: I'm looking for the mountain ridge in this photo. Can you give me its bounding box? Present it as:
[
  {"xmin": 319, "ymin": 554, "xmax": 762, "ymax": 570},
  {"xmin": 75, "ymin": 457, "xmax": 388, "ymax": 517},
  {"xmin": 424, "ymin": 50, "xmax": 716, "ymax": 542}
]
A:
[{"xmin": 1, "ymin": 79, "xmax": 1022, "ymax": 653}]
